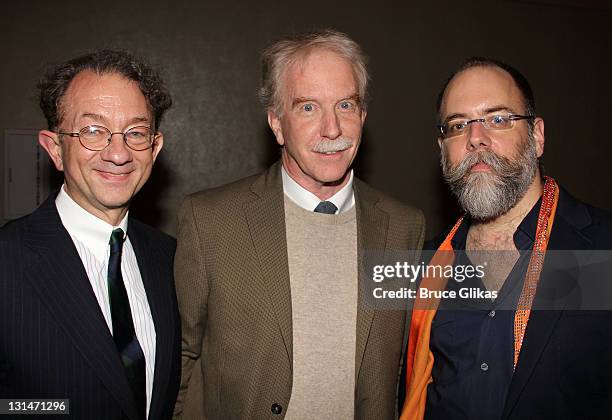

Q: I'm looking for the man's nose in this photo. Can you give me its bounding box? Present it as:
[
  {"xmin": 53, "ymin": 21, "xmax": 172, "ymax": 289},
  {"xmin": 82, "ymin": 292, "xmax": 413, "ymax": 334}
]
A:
[
  {"xmin": 100, "ymin": 133, "xmax": 132, "ymax": 164},
  {"xmin": 466, "ymin": 121, "xmax": 492, "ymax": 151},
  {"xmin": 320, "ymin": 110, "xmax": 342, "ymax": 140}
]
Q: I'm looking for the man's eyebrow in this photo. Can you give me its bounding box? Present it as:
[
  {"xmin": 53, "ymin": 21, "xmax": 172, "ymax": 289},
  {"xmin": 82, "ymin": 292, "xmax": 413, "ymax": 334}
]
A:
[
  {"xmin": 291, "ymin": 93, "xmax": 362, "ymax": 108},
  {"xmin": 79, "ymin": 112, "xmax": 107, "ymax": 122},
  {"xmin": 78, "ymin": 113, "xmax": 150, "ymax": 126},
  {"xmin": 128, "ymin": 116, "xmax": 151, "ymax": 125},
  {"xmin": 483, "ymin": 106, "xmax": 515, "ymax": 114},
  {"xmin": 443, "ymin": 113, "xmax": 467, "ymax": 122},
  {"xmin": 342, "ymin": 93, "xmax": 361, "ymax": 104},
  {"xmin": 443, "ymin": 106, "xmax": 517, "ymax": 122},
  {"xmin": 291, "ymin": 97, "xmax": 317, "ymax": 107}
]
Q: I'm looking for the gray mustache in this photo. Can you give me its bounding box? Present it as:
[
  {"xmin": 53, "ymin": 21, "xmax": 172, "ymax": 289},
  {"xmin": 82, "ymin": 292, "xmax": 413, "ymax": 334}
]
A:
[
  {"xmin": 312, "ymin": 138, "xmax": 353, "ymax": 153},
  {"xmin": 444, "ymin": 150, "xmax": 519, "ymax": 184}
]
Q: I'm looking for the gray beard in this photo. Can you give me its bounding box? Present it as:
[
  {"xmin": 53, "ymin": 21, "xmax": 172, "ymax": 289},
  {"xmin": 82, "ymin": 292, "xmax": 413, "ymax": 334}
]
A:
[{"xmin": 441, "ymin": 135, "xmax": 538, "ymax": 222}]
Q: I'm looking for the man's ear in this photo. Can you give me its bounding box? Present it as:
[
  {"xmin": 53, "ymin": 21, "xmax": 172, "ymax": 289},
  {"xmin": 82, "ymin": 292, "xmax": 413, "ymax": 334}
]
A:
[
  {"xmin": 267, "ymin": 111, "xmax": 284, "ymax": 146},
  {"xmin": 151, "ymin": 133, "xmax": 164, "ymax": 162},
  {"xmin": 533, "ymin": 117, "xmax": 545, "ymax": 158},
  {"xmin": 39, "ymin": 130, "xmax": 64, "ymax": 171}
]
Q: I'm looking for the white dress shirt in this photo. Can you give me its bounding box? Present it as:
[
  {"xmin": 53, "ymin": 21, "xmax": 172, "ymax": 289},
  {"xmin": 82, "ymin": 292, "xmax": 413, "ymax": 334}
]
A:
[
  {"xmin": 281, "ymin": 166, "xmax": 355, "ymax": 214},
  {"xmin": 55, "ymin": 186, "xmax": 156, "ymax": 418}
]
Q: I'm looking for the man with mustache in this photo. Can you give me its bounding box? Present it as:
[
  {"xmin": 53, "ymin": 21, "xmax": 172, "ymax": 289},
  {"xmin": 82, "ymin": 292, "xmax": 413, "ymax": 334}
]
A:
[
  {"xmin": 0, "ymin": 50, "xmax": 180, "ymax": 419},
  {"xmin": 174, "ymin": 30, "xmax": 425, "ymax": 419},
  {"xmin": 400, "ymin": 58, "xmax": 612, "ymax": 419}
]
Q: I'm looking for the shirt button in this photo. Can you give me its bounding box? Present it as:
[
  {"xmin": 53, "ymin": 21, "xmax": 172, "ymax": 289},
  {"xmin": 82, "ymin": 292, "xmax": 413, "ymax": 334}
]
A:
[
  {"xmin": 488, "ymin": 310, "xmax": 496, "ymax": 318},
  {"xmin": 480, "ymin": 362, "xmax": 489, "ymax": 371}
]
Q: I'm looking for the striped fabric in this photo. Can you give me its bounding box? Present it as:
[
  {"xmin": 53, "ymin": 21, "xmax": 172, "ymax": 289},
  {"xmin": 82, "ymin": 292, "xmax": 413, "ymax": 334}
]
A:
[
  {"xmin": 55, "ymin": 188, "xmax": 156, "ymax": 418},
  {"xmin": 0, "ymin": 193, "xmax": 180, "ymax": 420}
]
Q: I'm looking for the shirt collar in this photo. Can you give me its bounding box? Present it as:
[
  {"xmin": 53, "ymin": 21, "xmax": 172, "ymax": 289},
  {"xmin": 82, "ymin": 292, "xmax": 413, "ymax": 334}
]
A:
[
  {"xmin": 281, "ymin": 166, "xmax": 355, "ymax": 214},
  {"xmin": 513, "ymin": 196, "xmax": 541, "ymax": 249},
  {"xmin": 55, "ymin": 185, "xmax": 129, "ymax": 261}
]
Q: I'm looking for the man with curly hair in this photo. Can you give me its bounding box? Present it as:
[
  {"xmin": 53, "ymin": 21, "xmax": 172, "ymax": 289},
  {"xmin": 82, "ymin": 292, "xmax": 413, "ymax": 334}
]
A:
[{"xmin": 0, "ymin": 50, "xmax": 180, "ymax": 420}]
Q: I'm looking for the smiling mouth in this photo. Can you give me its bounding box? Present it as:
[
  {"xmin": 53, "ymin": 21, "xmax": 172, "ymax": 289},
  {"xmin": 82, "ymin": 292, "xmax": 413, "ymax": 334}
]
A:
[
  {"xmin": 96, "ymin": 170, "xmax": 133, "ymax": 179},
  {"xmin": 313, "ymin": 150, "xmax": 348, "ymax": 158}
]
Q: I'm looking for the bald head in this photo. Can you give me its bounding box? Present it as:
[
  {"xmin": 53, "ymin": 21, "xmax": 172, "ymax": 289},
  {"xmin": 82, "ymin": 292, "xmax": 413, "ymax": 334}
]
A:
[{"xmin": 436, "ymin": 57, "xmax": 536, "ymax": 125}]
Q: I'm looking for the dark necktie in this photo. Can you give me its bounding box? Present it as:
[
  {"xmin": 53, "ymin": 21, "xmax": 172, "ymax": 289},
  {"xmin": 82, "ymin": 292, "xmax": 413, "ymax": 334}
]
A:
[
  {"xmin": 108, "ymin": 228, "xmax": 146, "ymax": 419},
  {"xmin": 314, "ymin": 201, "xmax": 338, "ymax": 214}
]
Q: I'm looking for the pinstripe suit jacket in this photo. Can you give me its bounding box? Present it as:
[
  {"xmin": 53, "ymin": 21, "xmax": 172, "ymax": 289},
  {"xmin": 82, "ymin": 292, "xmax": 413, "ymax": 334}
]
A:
[
  {"xmin": 174, "ymin": 162, "xmax": 425, "ymax": 419},
  {"xmin": 0, "ymin": 195, "xmax": 181, "ymax": 420}
]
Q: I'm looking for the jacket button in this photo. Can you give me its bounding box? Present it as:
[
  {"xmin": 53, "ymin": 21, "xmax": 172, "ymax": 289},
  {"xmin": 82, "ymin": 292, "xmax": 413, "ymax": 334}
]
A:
[{"xmin": 271, "ymin": 403, "xmax": 283, "ymax": 415}]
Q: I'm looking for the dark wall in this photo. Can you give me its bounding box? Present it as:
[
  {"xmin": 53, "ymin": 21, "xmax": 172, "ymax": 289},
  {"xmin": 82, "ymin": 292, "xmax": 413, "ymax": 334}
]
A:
[{"xmin": 1, "ymin": 0, "xmax": 611, "ymax": 238}]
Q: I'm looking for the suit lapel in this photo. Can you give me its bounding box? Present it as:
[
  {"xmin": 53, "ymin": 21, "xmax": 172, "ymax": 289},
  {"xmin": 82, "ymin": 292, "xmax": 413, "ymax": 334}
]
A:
[
  {"xmin": 22, "ymin": 196, "xmax": 139, "ymax": 420},
  {"xmin": 503, "ymin": 190, "xmax": 592, "ymax": 419},
  {"xmin": 243, "ymin": 163, "xmax": 294, "ymax": 364},
  {"xmin": 129, "ymin": 223, "xmax": 175, "ymax": 420},
  {"xmin": 354, "ymin": 180, "xmax": 389, "ymax": 382},
  {"xmin": 502, "ymin": 309, "xmax": 563, "ymax": 419}
]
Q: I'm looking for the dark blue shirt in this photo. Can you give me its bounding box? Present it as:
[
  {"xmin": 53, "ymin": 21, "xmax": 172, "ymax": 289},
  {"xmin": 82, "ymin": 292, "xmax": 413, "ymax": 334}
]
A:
[{"xmin": 425, "ymin": 199, "xmax": 541, "ymax": 420}]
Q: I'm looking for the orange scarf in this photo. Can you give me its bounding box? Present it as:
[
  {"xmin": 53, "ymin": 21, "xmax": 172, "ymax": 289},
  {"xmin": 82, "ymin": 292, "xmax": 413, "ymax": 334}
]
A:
[{"xmin": 400, "ymin": 177, "xmax": 559, "ymax": 420}]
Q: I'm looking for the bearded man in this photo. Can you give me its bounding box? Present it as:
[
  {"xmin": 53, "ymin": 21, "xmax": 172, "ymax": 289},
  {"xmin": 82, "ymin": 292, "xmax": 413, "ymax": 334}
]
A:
[{"xmin": 400, "ymin": 58, "xmax": 612, "ymax": 420}]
